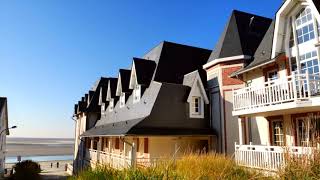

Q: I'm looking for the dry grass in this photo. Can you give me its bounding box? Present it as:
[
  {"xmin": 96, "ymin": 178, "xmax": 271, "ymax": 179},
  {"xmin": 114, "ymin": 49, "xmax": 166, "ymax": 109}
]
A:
[{"xmin": 69, "ymin": 154, "xmax": 268, "ymax": 180}]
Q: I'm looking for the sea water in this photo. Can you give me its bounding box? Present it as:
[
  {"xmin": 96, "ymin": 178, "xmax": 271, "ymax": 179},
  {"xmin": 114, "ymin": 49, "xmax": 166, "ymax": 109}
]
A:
[{"xmin": 5, "ymin": 155, "xmax": 73, "ymax": 163}]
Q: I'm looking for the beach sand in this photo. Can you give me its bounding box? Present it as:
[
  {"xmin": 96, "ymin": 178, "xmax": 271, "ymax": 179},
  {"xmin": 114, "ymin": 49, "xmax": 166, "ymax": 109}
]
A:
[
  {"xmin": 6, "ymin": 137, "xmax": 74, "ymax": 156},
  {"xmin": 5, "ymin": 138, "xmax": 74, "ymax": 179}
]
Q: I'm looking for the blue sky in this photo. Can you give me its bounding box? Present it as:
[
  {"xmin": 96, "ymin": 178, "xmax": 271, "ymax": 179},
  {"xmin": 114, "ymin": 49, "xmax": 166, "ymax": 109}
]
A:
[{"xmin": 0, "ymin": 0, "xmax": 282, "ymax": 138}]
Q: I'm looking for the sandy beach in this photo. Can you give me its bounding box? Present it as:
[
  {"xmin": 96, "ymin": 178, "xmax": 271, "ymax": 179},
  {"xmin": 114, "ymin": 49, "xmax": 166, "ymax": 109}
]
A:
[{"xmin": 6, "ymin": 137, "xmax": 74, "ymax": 157}]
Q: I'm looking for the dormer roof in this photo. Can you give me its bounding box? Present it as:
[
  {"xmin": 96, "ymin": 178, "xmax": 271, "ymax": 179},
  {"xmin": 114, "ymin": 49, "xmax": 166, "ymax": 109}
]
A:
[
  {"xmin": 207, "ymin": 10, "xmax": 272, "ymax": 64},
  {"xmin": 183, "ymin": 70, "xmax": 209, "ymax": 104},
  {"xmin": 116, "ymin": 69, "xmax": 132, "ymax": 96},
  {"xmin": 132, "ymin": 58, "xmax": 156, "ymax": 86},
  {"xmin": 106, "ymin": 78, "xmax": 118, "ymax": 101},
  {"xmin": 86, "ymin": 77, "xmax": 109, "ymax": 112}
]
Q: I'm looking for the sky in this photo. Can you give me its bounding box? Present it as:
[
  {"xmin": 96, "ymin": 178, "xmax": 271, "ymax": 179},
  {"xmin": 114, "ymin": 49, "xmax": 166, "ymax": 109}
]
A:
[{"xmin": 0, "ymin": 0, "xmax": 282, "ymax": 138}]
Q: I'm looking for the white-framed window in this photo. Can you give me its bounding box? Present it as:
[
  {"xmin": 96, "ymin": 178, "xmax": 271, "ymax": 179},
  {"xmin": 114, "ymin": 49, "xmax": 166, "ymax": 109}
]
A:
[
  {"xmin": 295, "ymin": 7, "xmax": 315, "ymax": 45},
  {"xmin": 295, "ymin": 114, "xmax": 320, "ymax": 147},
  {"xmin": 133, "ymin": 84, "xmax": 141, "ymax": 103},
  {"xmin": 109, "ymin": 99, "xmax": 114, "ymax": 112},
  {"xmin": 191, "ymin": 96, "xmax": 201, "ymax": 115},
  {"xmin": 300, "ymin": 51, "xmax": 319, "ymax": 75},
  {"xmin": 120, "ymin": 93, "xmax": 125, "ymax": 108},
  {"xmin": 271, "ymin": 120, "xmax": 284, "ymax": 146}
]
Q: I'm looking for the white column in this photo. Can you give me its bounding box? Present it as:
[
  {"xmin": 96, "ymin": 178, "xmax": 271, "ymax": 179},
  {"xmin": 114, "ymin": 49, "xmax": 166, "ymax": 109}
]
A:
[
  {"xmin": 97, "ymin": 137, "xmax": 102, "ymax": 162},
  {"xmin": 131, "ymin": 142, "xmax": 136, "ymax": 168},
  {"xmin": 238, "ymin": 118, "xmax": 244, "ymax": 145}
]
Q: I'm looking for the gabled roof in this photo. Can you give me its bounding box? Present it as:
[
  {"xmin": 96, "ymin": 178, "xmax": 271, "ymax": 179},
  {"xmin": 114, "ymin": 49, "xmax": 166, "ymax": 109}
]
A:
[
  {"xmin": 132, "ymin": 58, "xmax": 156, "ymax": 86},
  {"xmin": 231, "ymin": 20, "xmax": 275, "ymax": 76},
  {"xmin": 207, "ymin": 10, "xmax": 272, "ymax": 63},
  {"xmin": 106, "ymin": 78, "xmax": 119, "ymax": 102},
  {"xmin": 118, "ymin": 69, "xmax": 131, "ymax": 93},
  {"xmin": 86, "ymin": 77, "xmax": 109, "ymax": 112},
  {"xmin": 144, "ymin": 41, "xmax": 211, "ymax": 84},
  {"xmin": 82, "ymin": 82, "xmax": 213, "ymax": 137},
  {"xmin": 312, "ymin": 0, "xmax": 320, "ymax": 12},
  {"xmin": 0, "ymin": 97, "xmax": 9, "ymax": 135},
  {"xmin": 183, "ymin": 70, "xmax": 209, "ymax": 104}
]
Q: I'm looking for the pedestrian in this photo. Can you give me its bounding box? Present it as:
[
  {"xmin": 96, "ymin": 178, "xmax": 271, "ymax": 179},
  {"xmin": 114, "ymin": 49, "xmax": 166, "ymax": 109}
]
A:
[
  {"xmin": 51, "ymin": 163, "xmax": 53, "ymax": 168},
  {"xmin": 57, "ymin": 162, "xmax": 59, "ymax": 168}
]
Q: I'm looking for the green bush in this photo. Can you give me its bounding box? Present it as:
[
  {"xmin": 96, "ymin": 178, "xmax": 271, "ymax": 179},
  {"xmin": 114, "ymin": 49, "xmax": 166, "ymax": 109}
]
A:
[{"xmin": 9, "ymin": 160, "xmax": 41, "ymax": 180}]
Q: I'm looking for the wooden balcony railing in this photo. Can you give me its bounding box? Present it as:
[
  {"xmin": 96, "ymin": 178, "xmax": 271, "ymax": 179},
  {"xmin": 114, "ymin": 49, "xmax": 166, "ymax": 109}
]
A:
[
  {"xmin": 234, "ymin": 143, "xmax": 315, "ymax": 171},
  {"xmin": 233, "ymin": 73, "xmax": 320, "ymax": 114},
  {"xmin": 87, "ymin": 149, "xmax": 160, "ymax": 169}
]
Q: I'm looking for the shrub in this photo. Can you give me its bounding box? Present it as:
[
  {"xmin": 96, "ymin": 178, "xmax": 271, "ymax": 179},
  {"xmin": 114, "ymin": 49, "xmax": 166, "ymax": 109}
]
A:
[{"xmin": 9, "ymin": 160, "xmax": 41, "ymax": 180}]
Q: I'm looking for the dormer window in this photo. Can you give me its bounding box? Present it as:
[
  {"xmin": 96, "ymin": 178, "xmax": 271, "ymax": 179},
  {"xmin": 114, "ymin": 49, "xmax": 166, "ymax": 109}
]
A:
[
  {"xmin": 109, "ymin": 99, "xmax": 114, "ymax": 112},
  {"xmin": 191, "ymin": 97, "xmax": 201, "ymax": 115},
  {"xmin": 133, "ymin": 84, "xmax": 141, "ymax": 103},
  {"xmin": 120, "ymin": 93, "xmax": 125, "ymax": 108}
]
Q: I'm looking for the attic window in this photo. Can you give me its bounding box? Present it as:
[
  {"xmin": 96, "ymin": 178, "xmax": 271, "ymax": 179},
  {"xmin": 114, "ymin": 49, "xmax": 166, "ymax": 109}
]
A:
[{"xmin": 191, "ymin": 97, "xmax": 201, "ymax": 115}]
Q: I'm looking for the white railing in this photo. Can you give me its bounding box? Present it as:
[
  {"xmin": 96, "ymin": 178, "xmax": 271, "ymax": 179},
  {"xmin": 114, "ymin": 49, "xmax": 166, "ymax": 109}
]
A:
[
  {"xmin": 233, "ymin": 73, "xmax": 320, "ymax": 112},
  {"xmin": 86, "ymin": 149, "xmax": 160, "ymax": 169},
  {"xmin": 234, "ymin": 143, "xmax": 315, "ymax": 171},
  {"xmin": 99, "ymin": 151, "xmax": 132, "ymax": 169},
  {"xmin": 88, "ymin": 149, "xmax": 98, "ymax": 162}
]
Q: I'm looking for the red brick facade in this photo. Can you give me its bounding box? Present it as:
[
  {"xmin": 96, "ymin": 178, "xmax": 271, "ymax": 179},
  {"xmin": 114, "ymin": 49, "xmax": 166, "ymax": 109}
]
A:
[{"xmin": 222, "ymin": 66, "xmax": 243, "ymax": 86}]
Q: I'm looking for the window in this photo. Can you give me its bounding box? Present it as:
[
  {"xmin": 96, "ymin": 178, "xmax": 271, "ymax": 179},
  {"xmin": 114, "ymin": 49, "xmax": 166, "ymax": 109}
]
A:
[
  {"xmin": 293, "ymin": 114, "xmax": 320, "ymax": 147},
  {"xmin": 267, "ymin": 70, "xmax": 278, "ymax": 81},
  {"xmin": 191, "ymin": 97, "xmax": 201, "ymax": 115},
  {"xmin": 295, "ymin": 8, "xmax": 315, "ymax": 44},
  {"xmin": 300, "ymin": 51, "xmax": 319, "ymax": 76},
  {"xmin": 144, "ymin": 138, "xmax": 148, "ymax": 153},
  {"xmin": 120, "ymin": 93, "xmax": 125, "ymax": 108},
  {"xmin": 271, "ymin": 120, "xmax": 284, "ymax": 146},
  {"xmin": 109, "ymin": 99, "xmax": 114, "ymax": 112},
  {"xmin": 133, "ymin": 84, "xmax": 141, "ymax": 103}
]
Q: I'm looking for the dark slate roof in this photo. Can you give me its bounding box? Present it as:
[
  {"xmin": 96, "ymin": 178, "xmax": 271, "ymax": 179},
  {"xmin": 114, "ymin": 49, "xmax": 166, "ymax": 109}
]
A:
[
  {"xmin": 0, "ymin": 97, "xmax": 9, "ymax": 135},
  {"xmin": 231, "ymin": 21, "xmax": 275, "ymax": 76},
  {"xmin": 133, "ymin": 58, "xmax": 156, "ymax": 86},
  {"xmin": 183, "ymin": 69, "xmax": 208, "ymax": 88},
  {"xmin": 109, "ymin": 78, "xmax": 118, "ymax": 98},
  {"xmin": 147, "ymin": 41, "xmax": 211, "ymax": 84},
  {"xmin": 207, "ymin": 10, "xmax": 272, "ymax": 62},
  {"xmin": 313, "ymin": 0, "xmax": 320, "ymax": 13},
  {"xmin": 119, "ymin": 69, "xmax": 131, "ymax": 93},
  {"xmin": 86, "ymin": 77, "xmax": 109, "ymax": 112},
  {"xmin": 88, "ymin": 91, "xmax": 95, "ymax": 104},
  {"xmin": 74, "ymin": 104, "xmax": 78, "ymax": 115},
  {"xmin": 78, "ymin": 101, "xmax": 87, "ymax": 113},
  {"xmin": 82, "ymin": 81, "xmax": 213, "ymax": 137}
]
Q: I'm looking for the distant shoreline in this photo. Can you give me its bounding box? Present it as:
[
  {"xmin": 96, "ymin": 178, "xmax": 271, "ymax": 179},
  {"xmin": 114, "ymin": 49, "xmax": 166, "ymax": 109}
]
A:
[{"xmin": 6, "ymin": 137, "xmax": 74, "ymax": 157}]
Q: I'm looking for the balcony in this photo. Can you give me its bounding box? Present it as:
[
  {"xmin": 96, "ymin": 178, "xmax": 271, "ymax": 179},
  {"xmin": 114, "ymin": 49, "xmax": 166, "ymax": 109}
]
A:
[
  {"xmin": 234, "ymin": 143, "xmax": 314, "ymax": 171},
  {"xmin": 232, "ymin": 73, "xmax": 320, "ymax": 116}
]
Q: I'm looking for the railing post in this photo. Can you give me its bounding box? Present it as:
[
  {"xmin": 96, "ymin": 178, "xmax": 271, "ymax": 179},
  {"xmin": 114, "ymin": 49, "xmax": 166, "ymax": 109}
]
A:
[
  {"xmin": 292, "ymin": 72, "xmax": 298, "ymax": 100},
  {"xmin": 306, "ymin": 72, "xmax": 311, "ymax": 97}
]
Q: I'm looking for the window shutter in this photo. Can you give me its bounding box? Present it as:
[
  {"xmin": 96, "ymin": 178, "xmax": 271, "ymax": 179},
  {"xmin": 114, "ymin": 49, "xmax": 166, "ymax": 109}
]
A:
[{"xmin": 144, "ymin": 138, "xmax": 149, "ymax": 153}]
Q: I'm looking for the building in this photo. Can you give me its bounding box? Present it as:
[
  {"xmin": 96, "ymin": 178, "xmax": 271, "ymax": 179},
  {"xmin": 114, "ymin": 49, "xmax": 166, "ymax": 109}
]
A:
[
  {"xmin": 73, "ymin": 41, "xmax": 215, "ymax": 171},
  {"xmin": 228, "ymin": 0, "xmax": 320, "ymax": 171},
  {"xmin": 203, "ymin": 10, "xmax": 273, "ymax": 154},
  {"xmin": 0, "ymin": 97, "xmax": 9, "ymax": 175}
]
